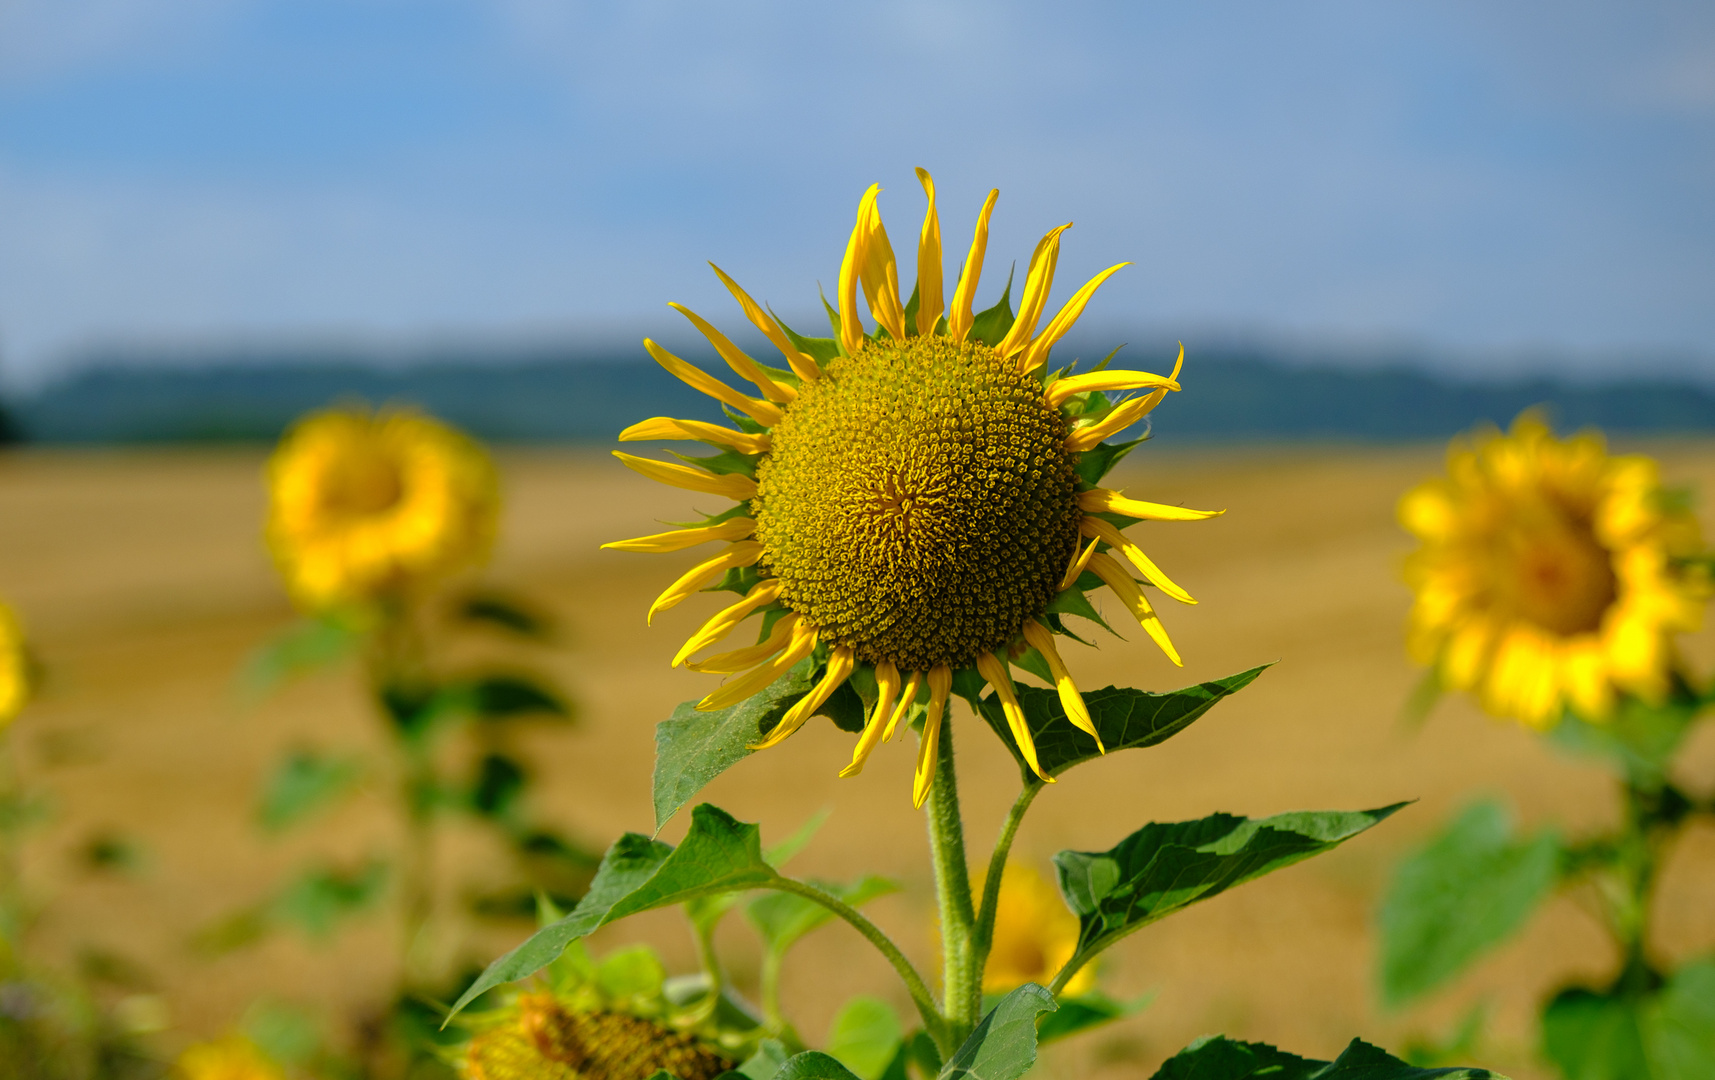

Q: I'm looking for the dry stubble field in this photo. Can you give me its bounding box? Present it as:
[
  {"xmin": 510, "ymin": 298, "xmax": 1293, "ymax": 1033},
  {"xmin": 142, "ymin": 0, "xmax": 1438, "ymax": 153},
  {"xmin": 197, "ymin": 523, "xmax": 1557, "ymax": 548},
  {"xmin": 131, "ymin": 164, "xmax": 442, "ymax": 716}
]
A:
[{"xmin": 2, "ymin": 441, "xmax": 1713, "ymax": 1080}]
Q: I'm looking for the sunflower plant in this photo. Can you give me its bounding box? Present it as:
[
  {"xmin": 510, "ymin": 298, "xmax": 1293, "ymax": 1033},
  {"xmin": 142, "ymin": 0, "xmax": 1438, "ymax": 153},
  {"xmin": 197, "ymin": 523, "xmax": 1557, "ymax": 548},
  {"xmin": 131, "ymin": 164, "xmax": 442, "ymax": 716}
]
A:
[
  {"xmin": 1382, "ymin": 413, "xmax": 1715, "ymax": 1079},
  {"xmin": 445, "ymin": 173, "xmax": 1504, "ymax": 1079}
]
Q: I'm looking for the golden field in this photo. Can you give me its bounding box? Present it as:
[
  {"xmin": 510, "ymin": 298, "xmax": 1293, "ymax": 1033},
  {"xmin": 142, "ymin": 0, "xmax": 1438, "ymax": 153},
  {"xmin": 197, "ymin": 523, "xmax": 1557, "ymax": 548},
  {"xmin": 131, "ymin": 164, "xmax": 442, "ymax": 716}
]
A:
[{"xmin": 2, "ymin": 441, "xmax": 1713, "ymax": 1080}]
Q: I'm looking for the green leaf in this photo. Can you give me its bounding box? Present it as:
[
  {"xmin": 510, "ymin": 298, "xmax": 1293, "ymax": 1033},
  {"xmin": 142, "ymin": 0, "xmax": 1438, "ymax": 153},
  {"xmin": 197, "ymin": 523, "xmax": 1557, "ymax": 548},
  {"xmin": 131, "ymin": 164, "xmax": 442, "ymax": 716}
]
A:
[
  {"xmin": 765, "ymin": 808, "xmax": 831, "ymax": 868},
  {"xmin": 733, "ymin": 1039, "xmax": 793, "ymax": 1080},
  {"xmin": 828, "ymin": 997, "xmax": 904, "ymax": 1080},
  {"xmin": 469, "ymin": 753, "xmax": 527, "ymax": 820},
  {"xmin": 1056, "ymin": 804, "xmax": 1404, "ymax": 967},
  {"xmin": 976, "ymin": 666, "xmax": 1271, "ymax": 784},
  {"xmin": 270, "ymin": 859, "xmax": 389, "ymax": 939},
  {"xmin": 966, "ymin": 266, "xmax": 1016, "ymax": 347},
  {"xmin": 1542, "ymin": 989, "xmax": 1650, "ymax": 1080},
  {"xmin": 256, "ymin": 749, "xmax": 365, "ymax": 833},
  {"xmin": 1035, "ymin": 990, "xmax": 1151, "ymax": 1046},
  {"xmin": 1547, "ymin": 686, "xmax": 1701, "ymax": 788},
  {"xmin": 818, "ymin": 678, "xmax": 868, "ymax": 733},
  {"xmin": 240, "ymin": 614, "xmax": 361, "ymax": 699},
  {"xmin": 1378, "ymin": 800, "xmax": 1560, "ymax": 1007},
  {"xmin": 778, "ymin": 1053, "xmax": 864, "ymax": 1080},
  {"xmin": 594, "ymin": 944, "xmax": 667, "ymax": 1002},
  {"xmin": 937, "ymin": 982, "xmax": 1056, "ymax": 1080},
  {"xmin": 653, "ymin": 661, "xmax": 816, "ymax": 831},
  {"xmin": 746, "ymin": 876, "xmax": 898, "ymax": 954},
  {"xmin": 1653, "ymin": 960, "xmax": 1715, "ymax": 1078},
  {"xmin": 1149, "ymin": 1035, "xmax": 1504, "ymax": 1079},
  {"xmin": 464, "ymin": 674, "xmax": 573, "ymax": 721},
  {"xmin": 454, "ymin": 592, "xmax": 553, "ymax": 639},
  {"xmin": 448, "ymin": 804, "xmax": 777, "ymax": 1020},
  {"xmin": 1044, "ymin": 586, "xmax": 1116, "ymax": 636}
]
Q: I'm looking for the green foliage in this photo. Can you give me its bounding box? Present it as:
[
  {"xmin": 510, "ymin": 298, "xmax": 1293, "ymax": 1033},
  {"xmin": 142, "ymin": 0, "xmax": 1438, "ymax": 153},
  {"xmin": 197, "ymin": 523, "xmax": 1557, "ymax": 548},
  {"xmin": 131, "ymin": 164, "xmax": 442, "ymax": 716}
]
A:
[
  {"xmin": 1056, "ymin": 805, "xmax": 1403, "ymax": 977},
  {"xmin": 454, "ymin": 591, "xmax": 554, "ymax": 639},
  {"xmin": 1073, "ymin": 435, "xmax": 1146, "ymax": 489},
  {"xmin": 1547, "ymin": 687, "xmax": 1702, "ymax": 788},
  {"xmin": 1035, "ymin": 990, "xmax": 1150, "ymax": 1046},
  {"xmin": 777, "ymin": 1052, "xmax": 865, "ymax": 1080},
  {"xmin": 974, "ymin": 667, "xmax": 1271, "ymax": 784},
  {"xmin": 240, "ymin": 613, "xmax": 361, "ymax": 698},
  {"xmin": 460, "ymin": 674, "xmax": 573, "ymax": 722},
  {"xmin": 1541, "ymin": 960, "xmax": 1715, "ymax": 1080},
  {"xmin": 1149, "ymin": 1035, "xmax": 1504, "ymax": 1078},
  {"xmin": 256, "ymin": 749, "xmax": 365, "ymax": 832},
  {"xmin": 826, "ymin": 997, "xmax": 904, "ymax": 1080},
  {"xmin": 747, "ymin": 876, "xmax": 897, "ymax": 954},
  {"xmin": 735, "ymin": 1039, "xmax": 794, "ymax": 1080},
  {"xmin": 594, "ymin": 944, "xmax": 668, "ymax": 1002},
  {"xmin": 653, "ymin": 662, "xmax": 816, "ymax": 830},
  {"xmin": 938, "ymin": 983, "xmax": 1056, "ymax": 1080},
  {"xmin": 197, "ymin": 859, "xmax": 389, "ymax": 952},
  {"xmin": 1378, "ymin": 800, "xmax": 1560, "ymax": 1007}
]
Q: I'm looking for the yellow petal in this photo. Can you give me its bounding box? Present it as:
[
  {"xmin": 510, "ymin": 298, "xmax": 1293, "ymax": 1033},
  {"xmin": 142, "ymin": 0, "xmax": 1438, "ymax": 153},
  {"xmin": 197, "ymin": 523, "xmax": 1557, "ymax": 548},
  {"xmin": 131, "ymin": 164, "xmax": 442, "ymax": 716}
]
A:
[
  {"xmin": 861, "ymin": 198, "xmax": 907, "ymax": 341},
  {"xmin": 707, "ymin": 264, "xmax": 822, "ymax": 384},
  {"xmin": 1060, "ymin": 535, "xmax": 1099, "ymax": 589},
  {"xmin": 883, "ymin": 670, "xmax": 923, "ymax": 742},
  {"xmin": 644, "ymin": 339, "xmax": 783, "ymax": 426},
  {"xmin": 914, "ymin": 168, "xmax": 944, "ymax": 337},
  {"xmin": 751, "ymin": 646, "xmax": 856, "ymax": 750},
  {"xmin": 686, "ymin": 611, "xmax": 800, "ymax": 673},
  {"xmin": 1080, "ymin": 516, "xmax": 1195, "ymax": 605},
  {"xmin": 619, "ymin": 416, "xmax": 770, "ymax": 455},
  {"xmin": 1128, "ymin": 342, "xmax": 1186, "ymax": 420},
  {"xmin": 912, "ymin": 666, "xmax": 953, "ymax": 808},
  {"xmin": 1064, "ymin": 396, "xmax": 1153, "ymax": 453},
  {"xmin": 1045, "ymin": 367, "xmax": 1181, "ymax": 409},
  {"xmin": 672, "ymin": 579, "xmax": 783, "ymax": 666},
  {"xmin": 1087, "ymin": 552, "xmax": 1183, "ymax": 666},
  {"xmin": 669, "ymin": 302, "xmax": 796, "ymax": 402},
  {"xmin": 949, "ymin": 189, "xmax": 999, "ymax": 343},
  {"xmin": 1022, "ymin": 620, "xmax": 1101, "ymax": 750},
  {"xmin": 603, "ymin": 516, "xmax": 755, "ymax": 554},
  {"xmin": 995, "ymin": 224, "xmax": 1072, "ymax": 358},
  {"xmin": 838, "ymin": 185, "xmax": 880, "ymax": 356},
  {"xmin": 648, "ymin": 541, "xmax": 764, "ymax": 624},
  {"xmin": 1077, "ymin": 488, "xmax": 1224, "ymax": 522},
  {"xmin": 613, "ymin": 451, "xmax": 758, "ymax": 500},
  {"xmin": 698, "ymin": 620, "xmax": 818, "ymax": 711},
  {"xmin": 1018, "ymin": 262, "xmax": 1130, "ymax": 374},
  {"xmin": 841, "ymin": 660, "xmax": 901, "ymax": 777},
  {"xmin": 976, "ymin": 653, "xmax": 1052, "ymax": 783}
]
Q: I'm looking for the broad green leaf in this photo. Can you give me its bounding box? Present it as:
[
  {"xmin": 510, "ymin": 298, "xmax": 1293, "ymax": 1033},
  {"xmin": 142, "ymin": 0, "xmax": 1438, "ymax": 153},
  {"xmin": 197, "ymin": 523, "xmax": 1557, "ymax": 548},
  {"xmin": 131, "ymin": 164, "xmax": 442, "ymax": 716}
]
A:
[
  {"xmin": 1056, "ymin": 805, "xmax": 1404, "ymax": 964},
  {"xmin": 270, "ymin": 859, "xmax": 388, "ymax": 939},
  {"xmin": 746, "ymin": 876, "xmax": 899, "ymax": 953},
  {"xmin": 1149, "ymin": 1035, "xmax": 1504, "ymax": 1079},
  {"xmin": 469, "ymin": 753, "xmax": 526, "ymax": 820},
  {"xmin": 733, "ymin": 1039, "xmax": 792, "ymax": 1080},
  {"xmin": 462, "ymin": 674, "xmax": 572, "ymax": 721},
  {"xmin": 766, "ymin": 808, "xmax": 831, "ymax": 867},
  {"xmin": 256, "ymin": 750, "xmax": 365, "ymax": 833},
  {"xmin": 1542, "ymin": 989, "xmax": 1650, "ymax": 1080},
  {"xmin": 938, "ymin": 983, "xmax": 1056, "ymax": 1080},
  {"xmin": 654, "ymin": 661, "xmax": 816, "ymax": 831},
  {"xmin": 976, "ymin": 667, "xmax": 1271, "ymax": 784},
  {"xmin": 779, "ymin": 1053, "xmax": 864, "ymax": 1080},
  {"xmin": 240, "ymin": 614, "xmax": 361, "ymax": 699},
  {"xmin": 448, "ymin": 804, "xmax": 777, "ymax": 1019},
  {"xmin": 454, "ymin": 591, "xmax": 553, "ymax": 639},
  {"xmin": 1652, "ymin": 960, "xmax": 1715, "ymax": 1078},
  {"xmin": 595, "ymin": 944, "xmax": 666, "ymax": 1002},
  {"xmin": 1035, "ymin": 990, "xmax": 1151, "ymax": 1046},
  {"xmin": 1548, "ymin": 686, "xmax": 1701, "ymax": 788},
  {"xmin": 1378, "ymin": 800, "xmax": 1560, "ymax": 1006},
  {"xmin": 828, "ymin": 997, "xmax": 904, "ymax": 1080}
]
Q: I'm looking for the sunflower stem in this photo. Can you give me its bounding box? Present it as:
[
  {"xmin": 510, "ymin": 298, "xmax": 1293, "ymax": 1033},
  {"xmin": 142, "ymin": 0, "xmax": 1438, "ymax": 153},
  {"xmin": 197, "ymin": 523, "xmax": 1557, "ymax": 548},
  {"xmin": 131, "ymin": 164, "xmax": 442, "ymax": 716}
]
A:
[
  {"xmin": 925, "ymin": 714, "xmax": 979, "ymax": 1052},
  {"xmin": 973, "ymin": 784, "xmax": 1041, "ymax": 984}
]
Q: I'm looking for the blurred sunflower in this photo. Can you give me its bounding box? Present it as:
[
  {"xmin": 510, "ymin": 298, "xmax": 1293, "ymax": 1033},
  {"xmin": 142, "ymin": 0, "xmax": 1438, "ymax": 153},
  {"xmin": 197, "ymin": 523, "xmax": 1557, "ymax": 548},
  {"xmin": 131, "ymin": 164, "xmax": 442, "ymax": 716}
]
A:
[
  {"xmin": 983, "ymin": 862, "xmax": 1092, "ymax": 996},
  {"xmin": 174, "ymin": 1035, "xmax": 285, "ymax": 1080},
  {"xmin": 266, "ymin": 407, "xmax": 498, "ymax": 609},
  {"xmin": 0, "ymin": 602, "xmax": 28, "ymax": 727},
  {"xmin": 460, "ymin": 993, "xmax": 732, "ymax": 1080},
  {"xmin": 1400, "ymin": 412, "xmax": 1707, "ymax": 727},
  {"xmin": 607, "ymin": 169, "xmax": 1218, "ymax": 805}
]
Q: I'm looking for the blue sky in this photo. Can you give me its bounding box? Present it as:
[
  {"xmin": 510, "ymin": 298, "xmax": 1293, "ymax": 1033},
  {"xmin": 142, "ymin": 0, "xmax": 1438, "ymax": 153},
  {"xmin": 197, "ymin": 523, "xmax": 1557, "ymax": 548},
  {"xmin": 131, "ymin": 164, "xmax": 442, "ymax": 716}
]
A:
[{"xmin": 1, "ymin": 0, "xmax": 1712, "ymax": 387}]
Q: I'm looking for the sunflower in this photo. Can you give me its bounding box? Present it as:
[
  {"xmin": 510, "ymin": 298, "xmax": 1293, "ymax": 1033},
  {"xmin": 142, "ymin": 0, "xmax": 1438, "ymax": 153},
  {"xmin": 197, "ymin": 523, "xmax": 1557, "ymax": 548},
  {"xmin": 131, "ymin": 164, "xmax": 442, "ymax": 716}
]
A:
[
  {"xmin": 983, "ymin": 862, "xmax": 1093, "ymax": 996},
  {"xmin": 266, "ymin": 407, "xmax": 499, "ymax": 610},
  {"xmin": 606, "ymin": 170, "xmax": 1218, "ymax": 805},
  {"xmin": 0, "ymin": 602, "xmax": 28, "ymax": 728},
  {"xmin": 460, "ymin": 993, "xmax": 733, "ymax": 1080},
  {"xmin": 1400, "ymin": 412, "xmax": 1708, "ymax": 727},
  {"xmin": 174, "ymin": 1035, "xmax": 285, "ymax": 1080}
]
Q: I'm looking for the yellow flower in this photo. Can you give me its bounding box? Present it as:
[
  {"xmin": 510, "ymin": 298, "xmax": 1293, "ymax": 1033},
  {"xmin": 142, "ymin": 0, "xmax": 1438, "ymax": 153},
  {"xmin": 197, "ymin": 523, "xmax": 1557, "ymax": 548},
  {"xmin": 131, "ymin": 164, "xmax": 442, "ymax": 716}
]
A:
[
  {"xmin": 175, "ymin": 1035, "xmax": 285, "ymax": 1080},
  {"xmin": 266, "ymin": 407, "xmax": 499, "ymax": 609},
  {"xmin": 460, "ymin": 993, "xmax": 733, "ymax": 1080},
  {"xmin": 983, "ymin": 862, "xmax": 1092, "ymax": 996},
  {"xmin": 608, "ymin": 170, "xmax": 1219, "ymax": 805},
  {"xmin": 0, "ymin": 602, "xmax": 28, "ymax": 728},
  {"xmin": 1400, "ymin": 412, "xmax": 1707, "ymax": 727}
]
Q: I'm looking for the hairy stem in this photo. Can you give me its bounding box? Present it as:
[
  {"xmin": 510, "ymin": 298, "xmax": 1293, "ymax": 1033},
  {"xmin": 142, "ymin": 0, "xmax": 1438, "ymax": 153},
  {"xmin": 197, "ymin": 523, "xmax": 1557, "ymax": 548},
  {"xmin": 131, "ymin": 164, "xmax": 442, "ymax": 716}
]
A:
[
  {"xmin": 926, "ymin": 715, "xmax": 979, "ymax": 1051},
  {"xmin": 973, "ymin": 784, "xmax": 1041, "ymax": 980}
]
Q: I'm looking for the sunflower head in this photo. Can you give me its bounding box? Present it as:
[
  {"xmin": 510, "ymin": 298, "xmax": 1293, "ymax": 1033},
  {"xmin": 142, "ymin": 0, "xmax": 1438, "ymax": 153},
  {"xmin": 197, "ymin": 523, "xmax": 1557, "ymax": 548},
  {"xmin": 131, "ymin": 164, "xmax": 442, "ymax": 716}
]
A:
[
  {"xmin": 459, "ymin": 993, "xmax": 734, "ymax": 1080},
  {"xmin": 1400, "ymin": 411, "xmax": 1708, "ymax": 727},
  {"xmin": 983, "ymin": 862, "xmax": 1093, "ymax": 996},
  {"xmin": 0, "ymin": 602, "xmax": 29, "ymax": 729},
  {"xmin": 266, "ymin": 407, "xmax": 499, "ymax": 610},
  {"xmin": 607, "ymin": 170, "xmax": 1222, "ymax": 805},
  {"xmin": 174, "ymin": 1035, "xmax": 285, "ymax": 1080}
]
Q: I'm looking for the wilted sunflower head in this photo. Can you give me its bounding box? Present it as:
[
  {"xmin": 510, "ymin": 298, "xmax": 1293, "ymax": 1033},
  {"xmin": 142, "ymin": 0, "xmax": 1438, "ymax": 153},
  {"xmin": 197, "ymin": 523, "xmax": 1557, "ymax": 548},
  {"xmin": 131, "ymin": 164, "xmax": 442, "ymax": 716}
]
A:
[
  {"xmin": 983, "ymin": 862, "xmax": 1092, "ymax": 996},
  {"xmin": 266, "ymin": 407, "xmax": 498, "ymax": 610},
  {"xmin": 459, "ymin": 993, "xmax": 733, "ymax": 1080},
  {"xmin": 1400, "ymin": 411, "xmax": 1708, "ymax": 727},
  {"xmin": 0, "ymin": 602, "xmax": 28, "ymax": 728},
  {"xmin": 174, "ymin": 1035, "xmax": 285, "ymax": 1080},
  {"xmin": 607, "ymin": 170, "xmax": 1222, "ymax": 805}
]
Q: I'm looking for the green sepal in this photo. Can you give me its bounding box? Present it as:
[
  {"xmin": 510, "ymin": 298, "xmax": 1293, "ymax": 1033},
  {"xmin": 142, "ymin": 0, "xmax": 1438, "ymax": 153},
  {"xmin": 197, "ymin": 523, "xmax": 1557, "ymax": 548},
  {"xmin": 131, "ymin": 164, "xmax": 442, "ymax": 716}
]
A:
[
  {"xmin": 447, "ymin": 804, "xmax": 779, "ymax": 1021},
  {"xmin": 1010, "ymin": 647, "xmax": 1054, "ymax": 687},
  {"xmin": 818, "ymin": 288, "xmax": 846, "ymax": 352},
  {"xmin": 1378, "ymin": 800, "xmax": 1560, "ymax": 1007},
  {"xmin": 256, "ymin": 749, "xmax": 365, "ymax": 833},
  {"xmin": 975, "ymin": 666, "xmax": 1270, "ymax": 784},
  {"xmin": 671, "ymin": 447, "xmax": 759, "ymax": 479},
  {"xmin": 1044, "ymin": 585, "xmax": 1117, "ymax": 637},
  {"xmin": 966, "ymin": 266, "xmax": 1016, "ymax": 347},
  {"xmin": 775, "ymin": 308, "xmax": 842, "ymax": 364},
  {"xmin": 653, "ymin": 660, "xmax": 816, "ymax": 831},
  {"xmin": 902, "ymin": 283, "xmax": 921, "ymax": 336},
  {"xmin": 710, "ymin": 565, "xmax": 765, "ymax": 597},
  {"xmin": 679, "ymin": 502, "xmax": 755, "ymax": 529},
  {"xmin": 937, "ymin": 983, "xmax": 1056, "ymax": 1080},
  {"xmin": 1075, "ymin": 436, "xmax": 1147, "ymax": 489},
  {"xmin": 1149, "ymin": 1035, "xmax": 1504, "ymax": 1079},
  {"xmin": 1055, "ymin": 804, "xmax": 1404, "ymax": 975},
  {"xmin": 726, "ymin": 405, "xmax": 769, "ymax": 435}
]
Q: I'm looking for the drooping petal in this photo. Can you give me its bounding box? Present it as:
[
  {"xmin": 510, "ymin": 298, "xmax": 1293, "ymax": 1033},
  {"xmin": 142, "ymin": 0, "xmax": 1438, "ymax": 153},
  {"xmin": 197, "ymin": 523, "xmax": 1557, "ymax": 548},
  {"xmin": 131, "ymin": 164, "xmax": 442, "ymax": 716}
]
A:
[
  {"xmin": 613, "ymin": 452, "xmax": 758, "ymax": 500},
  {"xmin": 697, "ymin": 620, "xmax": 818, "ymax": 711},
  {"xmin": 949, "ymin": 189, "xmax": 1000, "ymax": 343},
  {"xmin": 1017, "ymin": 262, "xmax": 1130, "ymax": 373},
  {"xmin": 1021, "ymin": 620, "xmax": 1101, "ymax": 750},
  {"xmin": 686, "ymin": 612, "xmax": 800, "ymax": 673},
  {"xmin": 912, "ymin": 666, "xmax": 953, "ymax": 808},
  {"xmin": 1087, "ymin": 552, "xmax": 1183, "ymax": 665},
  {"xmin": 883, "ymin": 670, "xmax": 923, "ymax": 742},
  {"xmin": 707, "ymin": 264, "xmax": 822, "ymax": 383},
  {"xmin": 602, "ymin": 516, "xmax": 755, "ymax": 554},
  {"xmin": 1080, "ymin": 516, "xmax": 1195, "ymax": 605},
  {"xmin": 976, "ymin": 652, "xmax": 1052, "ymax": 783},
  {"xmin": 840, "ymin": 661, "xmax": 901, "ymax": 777},
  {"xmin": 1077, "ymin": 488, "xmax": 1224, "ymax": 521},
  {"xmin": 647, "ymin": 541, "xmax": 764, "ymax": 624},
  {"xmin": 644, "ymin": 339, "xmax": 783, "ymax": 426},
  {"xmin": 995, "ymin": 224, "xmax": 1072, "ymax": 358},
  {"xmin": 669, "ymin": 302, "xmax": 796, "ymax": 402},
  {"xmin": 751, "ymin": 646, "xmax": 856, "ymax": 750},
  {"xmin": 914, "ymin": 168, "xmax": 944, "ymax": 337},
  {"xmin": 619, "ymin": 416, "xmax": 770, "ymax": 455},
  {"xmin": 838, "ymin": 186, "xmax": 881, "ymax": 356},
  {"xmin": 1128, "ymin": 342, "xmax": 1186, "ymax": 420},
  {"xmin": 672, "ymin": 579, "xmax": 783, "ymax": 666},
  {"xmin": 1045, "ymin": 367, "xmax": 1180, "ymax": 409}
]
